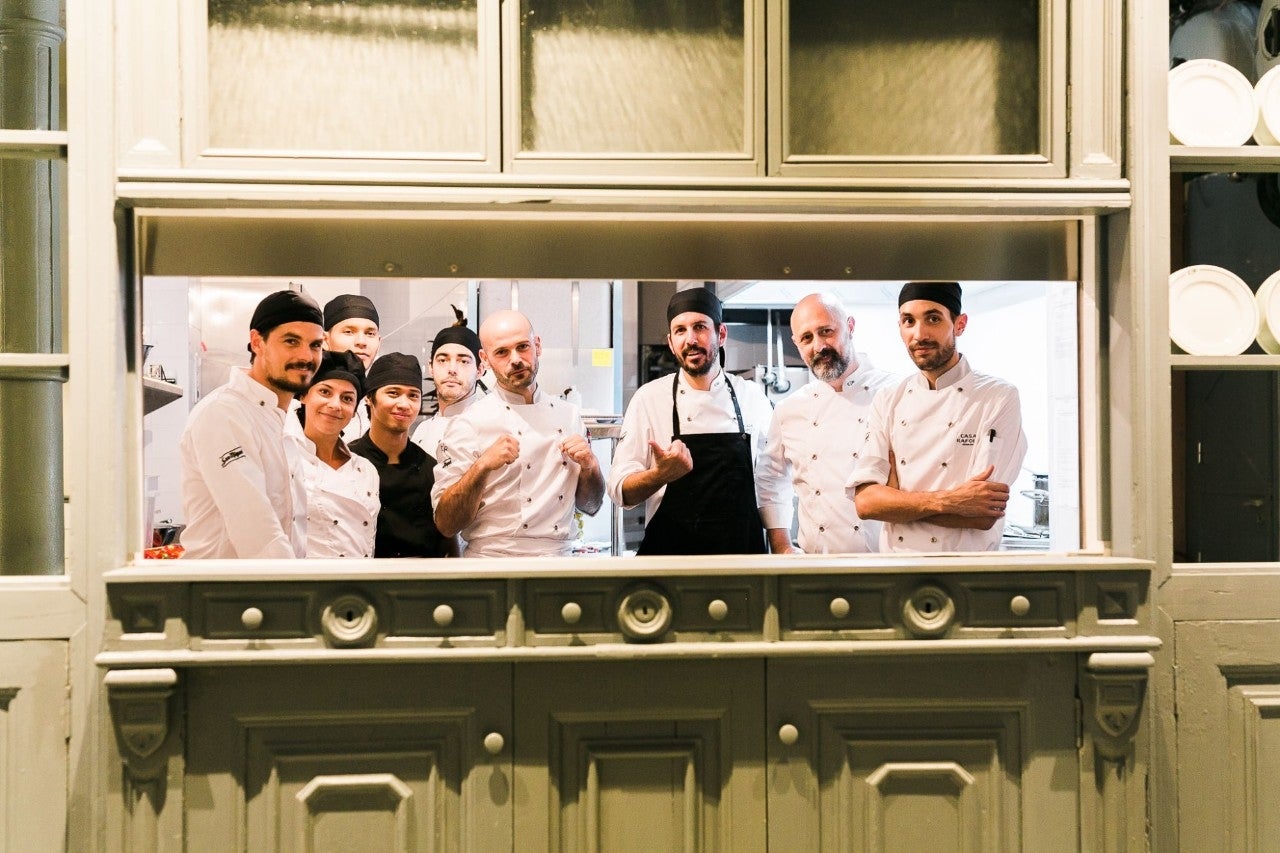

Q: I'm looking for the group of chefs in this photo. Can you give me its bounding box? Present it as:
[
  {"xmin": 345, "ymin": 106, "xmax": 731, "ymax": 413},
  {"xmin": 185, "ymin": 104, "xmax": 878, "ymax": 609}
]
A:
[{"xmin": 176, "ymin": 280, "xmax": 1026, "ymax": 560}]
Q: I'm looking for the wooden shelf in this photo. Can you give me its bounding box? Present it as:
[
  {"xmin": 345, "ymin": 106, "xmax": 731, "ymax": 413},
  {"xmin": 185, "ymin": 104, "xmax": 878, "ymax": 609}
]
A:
[
  {"xmin": 1170, "ymin": 354, "xmax": 1280, "ymax": 370},
  {"xmin": 1169, "ymin": 145, "xmax": 1280, "ymax": 172}
]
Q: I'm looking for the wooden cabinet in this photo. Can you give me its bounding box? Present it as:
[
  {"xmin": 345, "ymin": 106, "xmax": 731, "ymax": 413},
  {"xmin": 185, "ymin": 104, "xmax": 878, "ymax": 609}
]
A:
[
  {"xmin": 767, "ymin": 656, "xmax": 1077, "ymax": 852},
  {"xmin": 0, "ymin": 641, "xmax": 66, "ymax": 852},
  {"xmin": 185, "ymin": 664, "xmax": 511, "ymax": 852}
]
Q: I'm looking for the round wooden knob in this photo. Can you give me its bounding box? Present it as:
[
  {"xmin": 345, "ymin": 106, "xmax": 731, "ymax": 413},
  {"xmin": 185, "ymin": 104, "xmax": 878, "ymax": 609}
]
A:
[
  {"xmin": 707, "ymin": 599, "xmax": 729, "ymax": 621},
  {"xmin": 241, "ymin": 607, "xmax": 264, "ymax": 630},
  {"xmin": 778, "ymin": 723, "xmax": 800, "ymax": 746},
  {"xmin": 483, "ymin": 732, "xmax": 505, "ymax": 755},
  {"xmin": 433, "ymin": 604, "xmax": 455, "ymax": 627},
  {"xmin": 561, "ymin": 601, "xmax": 582, "ymax": 625},
  {"xmin": 829, "ymin": 597, "xmax": 851, "ymax": 619},
  {"xmin": 1009, "ymin": 595, "xmax": 1031, "ymax": 617}
]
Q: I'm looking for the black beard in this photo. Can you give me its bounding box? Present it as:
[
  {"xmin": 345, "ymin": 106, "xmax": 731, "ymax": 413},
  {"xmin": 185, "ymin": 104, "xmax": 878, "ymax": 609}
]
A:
[
  {"xmin": 910, "ymin": 341, "xmax": 955, "ymax": 372},
  {"xmin": 268, "ymin": 373, "xmax": 311, "ymax": 395},
  {"xmin": 678, "ymin": 344, "xmax": 717, "ymax": 377}
]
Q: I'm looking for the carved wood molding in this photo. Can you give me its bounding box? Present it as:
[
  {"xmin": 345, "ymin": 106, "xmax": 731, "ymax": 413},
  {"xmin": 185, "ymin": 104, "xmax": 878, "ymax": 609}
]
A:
[
  {"xmin": 104, "ymin": 668, "xmax": 178, "ymax": 782},
  {"xmin": 1083, "ymin": 651, "xmax": 1154, "ymax": 759}
]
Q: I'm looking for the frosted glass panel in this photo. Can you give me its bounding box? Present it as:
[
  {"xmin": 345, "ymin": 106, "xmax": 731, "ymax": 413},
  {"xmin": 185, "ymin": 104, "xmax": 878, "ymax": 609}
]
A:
[
  {"xmin": 519, "ymin": 0, "xmax": 746, "ymax": 154},
  {"xmin": 207, "ymin": 0, "xmax": 483, "ymax": 153},
  {"xmin": 786, "ymin": 0, "xmax": 1040, "ymax": 157}
]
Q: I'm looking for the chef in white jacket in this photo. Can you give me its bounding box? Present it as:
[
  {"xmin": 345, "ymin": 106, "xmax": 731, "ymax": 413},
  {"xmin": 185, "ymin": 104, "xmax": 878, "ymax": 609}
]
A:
[
  {"xmin": 321, "ymin": 293, "xmax": 381, "ymax": 442},
  {"xmin": 287, "ymin": 350, "xmax": 380, "ymax": 558},
  {"xmin": 431, "ymin": 310, "xmax": 605, "ymax": 557},
  {"xmin": 411, "ymin": 321, "xmax": 485, "ymax": 458},
  {"xmin": 607, "ymin": 287, "xmax": 780, "ymax": 555},
  {"xmin": 756, "ymin": 293, "xmax": 898, "ymax": 554},
  {"xmin": 847, "ymin": 282, "xmax": 1027, "ymax": 552},
  {"xmin": 179, "ymin": 289, "xmax": 324, "ymax": 558}
]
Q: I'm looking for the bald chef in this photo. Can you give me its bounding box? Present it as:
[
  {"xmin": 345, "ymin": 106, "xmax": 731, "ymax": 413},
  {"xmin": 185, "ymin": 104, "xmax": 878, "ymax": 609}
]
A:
[
  {"xmin": 179, "ymin": 289, "xmax": 324, "ymax": 558},
  {"xmin": 431, "ymin": 310, "xmax": 605, "ymax": 557},
  {"xmin": 847, "ymin": 281, "xmax": 1027, "ymax": 552},
  {"xmin": 608, "ymin": 287, "xmax": 779, "ymax": 555},
  {"xmin": 755, "ymin": 292, "xmax": 898, "ymax": 553}
]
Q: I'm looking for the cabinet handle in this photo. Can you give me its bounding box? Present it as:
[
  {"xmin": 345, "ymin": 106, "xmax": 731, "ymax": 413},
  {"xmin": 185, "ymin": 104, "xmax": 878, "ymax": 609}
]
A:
[
  {"xmin": 483, "ymin": 732, "xmax": 505, "ymax": 755},
  {"xmin": 433, "ymin": 604, "xmax": 455, "ymax": 627},
  {"xmin": 1009, "ymin": 595, "xmax": 1031, "ymax": 617},
  {"xmin": 778, "ymin": 723, "xmax": 800, "ymax": 746},
  {"xmin": 829, "ymin": 597, "xmax": 851, "ymax": 619},
  {"xmin": 241, "ymin": 607, "xmax": 264, "ymax": 630},
  {"xmin": 707, "ymin": 599, "xmax": 729, "ymax": 621},
  {"xmin": 561, "ymin": 601, "xmax": 582, "ymax": 625}
]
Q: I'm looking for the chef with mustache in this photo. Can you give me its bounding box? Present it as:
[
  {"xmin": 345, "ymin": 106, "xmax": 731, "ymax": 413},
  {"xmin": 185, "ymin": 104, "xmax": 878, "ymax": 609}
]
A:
[
  {"xmin": 608, "ymin": 287, "xmax": 779, "ymax": 555},
  {"xmin": 755, "ymin": 292, "xmax": 898, "ymax": 553},
  {"xmin": 847, "ymin": 281, "xmax": 1027, "ymax": 552}
]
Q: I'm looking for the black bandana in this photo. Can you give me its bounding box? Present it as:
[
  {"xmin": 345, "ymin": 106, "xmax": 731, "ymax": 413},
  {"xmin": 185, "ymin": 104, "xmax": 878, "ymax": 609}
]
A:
[
  {"xmin": 666, "ymin": 287, "xmax": 723, "ymax": 325},
  {"xmin": 364, "ymin": 352, "xmax": 422, "ymax": 396},
  {"xmin": 898, "ymin": 281, "xmax": 962, "ymax": 316},
  {"xmin": 249, "ymin": 290, "xmax": 323, "ymax": 334},
  {"xmin": 323, "ymin": 294, "xmax": 380, "ymax": 330}
]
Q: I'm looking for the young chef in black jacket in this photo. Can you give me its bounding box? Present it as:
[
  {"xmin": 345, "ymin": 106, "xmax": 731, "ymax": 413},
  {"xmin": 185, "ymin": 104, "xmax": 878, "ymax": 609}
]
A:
[{"xmin": 348, "ymin": 353, "xmax": 452, "ymax": 557}]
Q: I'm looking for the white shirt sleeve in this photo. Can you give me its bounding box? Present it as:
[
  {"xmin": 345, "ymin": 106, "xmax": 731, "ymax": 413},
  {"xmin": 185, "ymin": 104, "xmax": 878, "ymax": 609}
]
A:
[
  {"xmin": 429, "ymin": 415, "xmax": 480, "ymax": 510},
  {"xmin": 188, "ymin": 406, "xmax": 297, "ymax": 559},
  {"xmin": 845, "ymin": 387, "xmax": 894, "ymax": 497},
  {"xmin": 754, "ymin": 404, "xmax": 795, "ymax": 532},
  {"xmin": 734, "ymin": 378, "xmax": 790, "ymax": 530},
  {"xmin": 606, "ymin": 384, "xmax": 661, "ymax": 510}
]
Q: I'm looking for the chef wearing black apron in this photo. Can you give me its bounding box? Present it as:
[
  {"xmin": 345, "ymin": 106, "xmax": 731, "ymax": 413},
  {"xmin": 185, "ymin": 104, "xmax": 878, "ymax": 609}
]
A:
[{"xmin": 609, "ymin": 287, "xmax": 776, "ymax": 556}]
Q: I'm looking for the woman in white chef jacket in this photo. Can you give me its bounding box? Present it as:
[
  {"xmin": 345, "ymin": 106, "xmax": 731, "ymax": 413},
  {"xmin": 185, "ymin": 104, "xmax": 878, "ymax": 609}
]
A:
[{"xmin": 287, "ymin": 350, "xmax": 380, "ymax": 558}]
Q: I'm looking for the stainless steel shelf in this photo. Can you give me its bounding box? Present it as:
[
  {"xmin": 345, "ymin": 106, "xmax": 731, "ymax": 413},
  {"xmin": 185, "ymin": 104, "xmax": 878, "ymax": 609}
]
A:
[{"xmin": 143, "ymin": 377, "xmax": 184, "ymax": 414}]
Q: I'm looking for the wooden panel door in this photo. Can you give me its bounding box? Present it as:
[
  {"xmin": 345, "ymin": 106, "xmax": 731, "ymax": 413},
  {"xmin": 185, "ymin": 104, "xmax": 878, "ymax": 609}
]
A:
[
  {"xmin": 0, "ymin": 641, "xmax": 66, "ymax": 853},
  {"xmin": 514, "ymin": 659, "xmax": 765, "ymax": 853},
  {"xmin": 767, "ymin": 655, "xmax": 1078, "ymax": 852},
  {"xmin": 1176, "ymin": 620, "xmax": 1280, "ymax": 851},
  {"xmin": 186, "ymin": 664, "xmax": 511, "ymax": 852}
]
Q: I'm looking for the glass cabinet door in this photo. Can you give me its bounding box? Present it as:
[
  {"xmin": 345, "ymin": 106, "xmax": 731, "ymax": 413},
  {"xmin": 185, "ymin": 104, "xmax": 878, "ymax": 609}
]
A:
[
  {"xmin": 505, "ymin": 0, "xmax": 764, "ymax": 175},
  {"xmin": 200, "ymin": 0, "xmax": 498, "ymax": 168},
  {"xmin": 771, "ymin": 0, "xmax": 1067, "ymax": 178}
]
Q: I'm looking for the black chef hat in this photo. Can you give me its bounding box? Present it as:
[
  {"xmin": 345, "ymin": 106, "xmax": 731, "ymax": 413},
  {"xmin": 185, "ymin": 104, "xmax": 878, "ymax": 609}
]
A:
[
  {"xmin": 666, "ymin": 287, "xmax": 723, "ymax": 326},
  {"xmin": 431, "ymin": 324, "xmax": 482, "ymax": 360},
  {"xmin": 898, "ymin": 281, "xmax": 963, "ymax": 317},
  {"xmin": 250, "ymin": 289, "xmax": 324, "ymax": 335},
  {"xmin": 308, "ymin": 349, "xmax": 366, "ymax": 399},
  {"xmin": 323, "ymin": 294, "xmax": 380, "ymax": 330},
  {"xmin": 364, "ymin": 352, "xmax": 422, "ymax": 396}
]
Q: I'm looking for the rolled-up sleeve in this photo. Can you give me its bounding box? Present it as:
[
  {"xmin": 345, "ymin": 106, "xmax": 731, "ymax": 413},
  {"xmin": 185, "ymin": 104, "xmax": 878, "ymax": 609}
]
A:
[
  {"xmin": 430, "ymin": 417, "xmax": 480, "ymax": 509},
  {"xmin": 605, "ymin": 393, "xmax": 657, "ymax": 510}
]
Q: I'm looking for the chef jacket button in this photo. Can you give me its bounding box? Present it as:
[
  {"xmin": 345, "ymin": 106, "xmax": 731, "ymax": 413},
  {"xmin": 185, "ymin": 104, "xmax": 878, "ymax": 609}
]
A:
[
  {"xmin": 557, "ymin": 428, "xmax": 563, "ymax": 433},
  {"xmin": 479, "ymin": 501, "xmax": 486, "ymax": 508},
  {"xmin": 941, "ymin": 461, "xmax": 948, "ymax": 467},
  {"xmin": 687, "ymin": 416, "xmax": 692, "ymax": 421},
  {"xmin": 679, "ymin": 389, "xmax": 685, "ymax": 394},
  {"xmin": 900, "ymin": 419, "xmax": 907, "ymax": 426},
  {"xmin": 362, "ymin": 520, "xmax": 369, "ymax": 526},
  {"xmin": 332, "ymin": 519, "xmax": 339, "ymax": 525},
  {"xmin": 812, "ymin": 420, "xmax": 818, "ymax": 427},
  {"xmin": 339, "ymin": 553, "xmax": 345, "ymax": 557},
  {"xmin": 553, "ymin": 524, "xmax": 558, "ymax": 531},
  {"xmin": 857, "ymin": 418, "xmax": 863, "ymax": 423},
  {"xmin": 900, "ymin": 459, "xmax": 907, "ymax": 465},
  {"xmin": 526, "ymin": 463, "xmax": 532, "ymax": 469},
  {"xmin": 815, "ymin": 490, "xmax": 821, "ymax": 496},
  {"xmin": 930, "ymin": 536, "xmax": 938, "ymax": 543},
  {"xmin": 558, "ymin": 495, "xmax": 564, "ymax": 501},
  {"xmin": 958, "ymin": 387, "xmax": 964, "ymax": 393},
  {"xmin": 811, "ymin": 453, "xmax": 817, "ymax": 460},
  {"xmin": 812, "ymin": 392, "xmax": 818, "ymax": 398},
  {"xmin": 948, "ymin": 422, "xmax": 954, "ymax": 427},
  {"xmin": 852, "ymin": 452, "xmax": 858, "ymax": 458},
  {"xmin": 505, "ymin": 405, "xmax": 511, "ymax": 410},
  {"xmin": 518, "ymin": 430, "xmax": 523, "ymax": 435},
  {"xmin": 526, "ymin": 497, "xmax": 532, "ymax": 502},
  {"xmin": 854, "ymin": 525, "xmax": 860, "ymax": 531},
  {"xmin": 897, "ymin": 535, "xmax": 904, "ymax": 542},
  {"xmin": 818, "ymin": 526, "xmax": 825, "ymax": 532},
  {"xmin": 522, "ymin": 523, "xmax": 528, "ymax": 529},
  {"xmin": 562, "ymin": 460, "xmax": 568, "ymax": 466}
]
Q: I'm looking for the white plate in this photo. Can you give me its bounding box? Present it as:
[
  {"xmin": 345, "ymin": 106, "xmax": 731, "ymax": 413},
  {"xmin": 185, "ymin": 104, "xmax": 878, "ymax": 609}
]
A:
[
  {"xmin": 1169, "ymin": 59, "xmax": 1258, "ymax": 146},
  {"xmin": 1169, "ymin": 265, "xmax": 1258, "ymax": 355},
  {"xmin": 1257, "ymin": 269, "xmax": 1280, "ymax": 353},
  {"xmin": 1255, "ymin": 65, "xmax": 1280, "ymax": 145}
]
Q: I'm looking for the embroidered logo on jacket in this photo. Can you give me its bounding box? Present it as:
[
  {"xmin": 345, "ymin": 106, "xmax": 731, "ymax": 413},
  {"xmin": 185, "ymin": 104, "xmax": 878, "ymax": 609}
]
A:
[
  {"xmin": 437, "ymin": 449, "xmax": 453, "ymax": 468},
  {"xmin": 219, "ymin": 446, "xmax": 246, "ymax": 468},
  {"xmin": 956, "ymin": 433, "xmax": 977, "ymax": 446}
]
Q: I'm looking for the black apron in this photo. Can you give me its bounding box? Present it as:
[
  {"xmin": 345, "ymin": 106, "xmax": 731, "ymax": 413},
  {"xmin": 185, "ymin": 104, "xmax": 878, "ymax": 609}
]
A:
[{"xmin": 636, "ymin": 374, "xmax": 767, "ymax": 556}]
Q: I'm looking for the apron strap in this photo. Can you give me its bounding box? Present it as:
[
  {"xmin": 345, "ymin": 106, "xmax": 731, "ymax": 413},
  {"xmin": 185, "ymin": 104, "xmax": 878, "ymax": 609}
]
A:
[{"xmin": 670, "ymin": 370, "xmax": 747, "ymax": 438}]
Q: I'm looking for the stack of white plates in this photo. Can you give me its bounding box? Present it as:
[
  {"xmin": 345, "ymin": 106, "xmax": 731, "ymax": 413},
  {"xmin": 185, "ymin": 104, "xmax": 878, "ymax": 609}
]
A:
[
  {"xmin": 1256, "ymin": 65, "xmax": 1280, "ymax": 144},
  {"xmin": 1169, "ymin": 265, "xmax": 1258, "ymax": 355},
  {"xmin": 1169, "ymin": 59, "xmax": 1258, "ymax": 146},
  {"xmin": 1256, "ymin": 270, "xmax": 1280, "ymax": 353}
]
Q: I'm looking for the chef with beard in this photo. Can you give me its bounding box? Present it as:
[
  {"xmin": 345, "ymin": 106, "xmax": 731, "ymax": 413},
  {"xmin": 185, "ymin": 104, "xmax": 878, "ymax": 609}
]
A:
[
  {"xmin": 607, "ymin": 287, "xmax": 779, "ymax": 555},
  {"xmin": 847, "ymin": 281, "xmax": 1027, "ymax": 552},
  {"xmin": 755, "ymin": 292, "xmax": 898, "ymax": 554}
]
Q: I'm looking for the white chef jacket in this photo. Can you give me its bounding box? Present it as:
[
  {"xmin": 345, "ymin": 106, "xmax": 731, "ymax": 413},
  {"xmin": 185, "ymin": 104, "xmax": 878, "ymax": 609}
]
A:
[
  {"xmin": 846, "ymin": 356, "xmax": 1027, "ymax": 553},
  {"xmin": 756, "ymin": 357, "xmax": 899, "ymax": 553},
  {"xmin": 606, "ymin": 368, "xmax": 782, "ymax": 526},
  {"xmin": 411, "ymin": 390, "xmax": 483, "ymax": 459},
  {"xmin": 179, "ymin": 367, "xmax": 307, "ymax": 558},
  {"xmin": 339, "ymin": 405, "xmax": 369, "ymax": 445},
  {"xmin": 287, "ymin": 428, "xmax": 380, "ymax": 558},
  {"xmin": 431, "ymin": 385, "xmax": 587, "ymax": 558}
]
